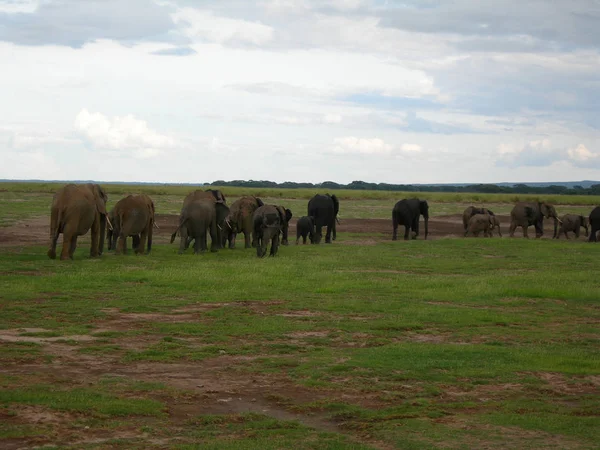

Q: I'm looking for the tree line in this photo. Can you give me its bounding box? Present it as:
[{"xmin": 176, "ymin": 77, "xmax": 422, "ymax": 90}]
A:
[{"xmin": 209, "ymin": 180, "xmax": 600, "ymax": 195}]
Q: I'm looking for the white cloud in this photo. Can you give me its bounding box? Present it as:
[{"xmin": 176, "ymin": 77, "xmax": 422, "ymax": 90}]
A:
[
  {"xmin": 567, "ymin": 144, "xmax": 600, "ymax": 167},
  {"xmin": 399, "ymin": 143, "xmax": 422, "ymax": 153},
  {"xmin": 323, "ymin": 114, "xmax": 342, "ymax": 124},
  {"xmin": 74, "ymin": 109, "xmax": 178, "ymax": 159},
  {"xmin": 331, "ymin": 136, "xmax": 394, "ymax": 155},
  {"xmin": 172, "ymin": 8, "xmax": 274, "ymax": 46}
]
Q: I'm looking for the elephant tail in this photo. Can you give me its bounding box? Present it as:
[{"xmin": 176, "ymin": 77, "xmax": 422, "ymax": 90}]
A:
[
  {"xmin": 170, "ymin": 215, "xmax": 187, "ymax": 244},
  {"xmin": 50, "ymin": 207, "xmax": 62, "ymax": 241}
]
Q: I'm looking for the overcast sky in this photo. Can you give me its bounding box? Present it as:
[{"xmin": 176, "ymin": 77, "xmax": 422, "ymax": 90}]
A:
[{"xmin": 1, "ymin": 0, "xmax": 599, "ymax": 184}]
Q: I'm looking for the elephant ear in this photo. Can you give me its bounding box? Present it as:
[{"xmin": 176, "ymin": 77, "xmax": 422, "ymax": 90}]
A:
[
  {"xmin": 420, "ymin": 200, "xmax": 429, "ymax": 217},
  {"xmin": 285, "ymin": 208, "xmax": 292, "ymax": 223},
  {"xmin": 255, "ymin": 197, "xmax": 264, "ymax": 207},
  {"xmin": 92, "ymin": 184, "xmax": 108, "ymax": 215},
  {"xmin": 331, "ymin": 194, "xmax": 340, "ymax": 216},
  {"xmin": 215, "ymin": 203, "xmax": 230, "ymax": 224}
]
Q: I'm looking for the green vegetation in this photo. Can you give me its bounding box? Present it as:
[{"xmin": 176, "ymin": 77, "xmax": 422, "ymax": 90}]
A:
[{"xmin": 0, "ymin": 183, "xmax": 599, "ymax": 448}]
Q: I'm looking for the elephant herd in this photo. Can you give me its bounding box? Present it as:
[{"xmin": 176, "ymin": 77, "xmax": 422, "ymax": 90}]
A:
[
  {"xmin": 46, "ymin": 184, "xmax": 600, "ymax": 261},
  {"xmin": 47, "ymin": 184, "xmax": 340, "ymax": 260}
]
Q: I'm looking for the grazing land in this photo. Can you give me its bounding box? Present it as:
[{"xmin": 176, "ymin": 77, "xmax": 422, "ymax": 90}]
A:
[{"xmin": 1, "ymin": 183, "xmax": 599, "ymax": 449}]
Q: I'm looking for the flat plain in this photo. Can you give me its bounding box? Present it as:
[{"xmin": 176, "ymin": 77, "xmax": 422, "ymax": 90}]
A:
[{"xmin": 1, "ymin": 183, "xmax": 599, "ymax": 449}]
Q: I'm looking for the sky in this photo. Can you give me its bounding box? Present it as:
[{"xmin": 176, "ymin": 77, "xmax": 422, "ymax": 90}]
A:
[{"xmin": 1, "ymin": 0, "xmax": 599, "ymax": 185}]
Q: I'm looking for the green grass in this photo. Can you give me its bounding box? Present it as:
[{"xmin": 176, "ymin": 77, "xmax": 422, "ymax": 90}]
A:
[{"xmin": 1, "ymin": 185, "xmax": 599, "ymax": 448}]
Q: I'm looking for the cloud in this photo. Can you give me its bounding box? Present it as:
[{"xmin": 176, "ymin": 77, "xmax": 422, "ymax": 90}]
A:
[
  {"xmin": 495, "ymin": 139, "xmax": 563, "ymax": 167},
  {"xmin": 0, "ymin": 0, "xmax": 177, "ymax": 47},
  {"xmin": 568, "ymin": 144, "xmax": 600, "ymax": 167},
  {"xmin": 151, "ymin": 46, "xmax": 196, "ymax": 56},
  {"xmin": 323, "ymin": 114, "xmax": 342, "ymax": 124},
  {"xmin": 331, "ymin": 137, "xmax": 422, "ymax": 156},
  {"xmin": 74, "ymin": 109, "xmax": 178, "ymax": 159},
  {"xmin": 332, "ymin": 137, "xmax": 393, "ymax": 155},
  {"xmin": 172, "ymin": 8, "xmax": 274, "ymax": 46}
]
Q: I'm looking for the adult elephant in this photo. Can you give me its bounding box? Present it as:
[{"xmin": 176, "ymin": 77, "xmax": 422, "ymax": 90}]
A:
[
  {"xmin": 392, "ymin": 198, "xmax": 429, "ymax": 240},
  {"xmin": 107, "ymin": 194, "xmax": 155, "ymax": 254},
  {"xmin": 557, "ymin": 214, "xmax": 589, "ymax": 239},
  {"xmin": 253, "ymin": 204, "xmax": 292, "ymax": 257},
  {"xmin": 462, "ymin": 206, "xmax": 496, "ymax": 236},
  {"xmin": 588, "ymin": 207, "xmax": 600, "ymax": 242},
  {"xmin": 170, "ymin": 199, "xmax": 230, "ymax": 254},
  {"xmin": 509, "ymin": 202, "xmax": 561, "ymax": 238},
  {"xmin": 48, "ymin": 183, "xmax": 112, "ymax": 260},
  {"xmin": 179, "ymin": 189, "xmax": 228, "ymax": 249},
  {"xmin": 307, "ymin": 194, "xmax": 339, "ymax": 244},
  {"xmin": 223, "ymin": 196, "xmax": 264, "ymax": 249}
]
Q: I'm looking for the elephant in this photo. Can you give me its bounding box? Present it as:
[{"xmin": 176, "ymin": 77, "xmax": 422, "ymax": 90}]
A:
[
  {"xmin": 466, "ymin": 213, "xmax": 496, "ymax": 237},
  {"xmin": 223, "ymin": 196, "xmax": 264, "ymax": 249},
  {"xmin": 179, "ymin": 189, "xmax": 228, "ymax": 249},
  {"xmin": 509, "ymin": 202, "xmax": 561, "ymax": 238},
  {"xmin": 556, "ymin": 214, "xmax": 589, "ymax": 239},
  {"xmin": 588, "ymin": 207, "xmax": 600, "ymax": 242},
  {"xmin": 307, "ymin": 194, "xmax": 339, "ymax": 244},
  {"xmin": 48, "ymin": 183, "xmax": 111, "ymax": 260},
  {"xmin": 392, "ymin": 198, "xmax": 429, "ymax": 240},
  {"xmin": 107, "ymin": 194, "xmax": 155, "ymax": 254},
  {"xmin": 296, "ymin": 216, "xmax": 315, "ymax": 244},
  {"xmin": 253, "ymin": 204, "xmax": 292, "ymax": 257},
  {"xmin": 170, "ymin": 199, "xmax": 230, "ymax": 254},
  {"xmin": 462, "ymin": 206, "xmax": 496, "ymax": 236}
]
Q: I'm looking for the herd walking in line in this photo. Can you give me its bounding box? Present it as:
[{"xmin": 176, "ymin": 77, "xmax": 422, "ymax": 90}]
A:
[{"xmin": 47, "ymin": 183, "xmax": 600, "ymax": 260}]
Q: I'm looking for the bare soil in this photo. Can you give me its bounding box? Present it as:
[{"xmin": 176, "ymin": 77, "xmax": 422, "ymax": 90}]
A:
[{"xmin": 0, "ymin": 213, "xmax": 583, "ymax": 249}]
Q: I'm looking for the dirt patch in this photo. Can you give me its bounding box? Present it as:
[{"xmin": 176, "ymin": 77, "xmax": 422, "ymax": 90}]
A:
[
  {"xmin": 0, "ymin": 212, "xmax": 576, "ymax": 249},
  {"xmin": 0, "ymin": 328, "xmax": 96, "ymax": 344}
]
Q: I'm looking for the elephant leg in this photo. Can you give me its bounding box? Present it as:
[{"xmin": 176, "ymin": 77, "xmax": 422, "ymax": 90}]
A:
[
  {"xmin": 193, "ymin": 234, "xmax": 203, "ymax": 254},
  {"xmin": 68, "ymin": 235, "xmax": 78, "ymax": 259},
  {"xmin": 401, "ymin": 224, "xmax": 410, "ymax": 240},
  {"xmin": 178, "ymin": 228, "xmax": 188, "ymax": 254},
  {"xmin": 137, "ymin": 230, "xmax": 148, "ymax": 255},
  {"xmin": 303, "ymin": 235, "xmax": 307, "ymax": 244},
  {"xmin": 325, "ymin": 224, "xmax": 332, "ymax": 244},
  {"xmin": 412, "ymin": 217, "xmax": 420, "ymax": 239},
  {"xmin": 60, "ymin": 225, "xmax": 76, "ymax": 260},
  {"xmin": 392, "ymin": 215, "xmax": 398, "ymax": 241},
  {"xmin": 117, "ymin": 234, "xmax": 127, "ymax": 255},
  {"xmin": 522, "ymin": 226, "xmax": 529, "ymax": 238},
  {"xmin": 575, "ymin": 229, "xmax": 580, "ymax": 238},
  {"xmin": 509, "ymin": 221, "xmax": 517, "ymax": 237}
]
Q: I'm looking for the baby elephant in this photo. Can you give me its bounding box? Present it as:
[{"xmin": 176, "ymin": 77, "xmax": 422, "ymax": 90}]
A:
[
  {"xmin": 557, "ymin": 214, "xmax": 589, "ymax": 239},
  {"xmin": 296, "ymin": 216, "xmax": 315, "ymax": 244},
  {"xmin": 466, "ymin": 213, "xmax": 499, "ymax": 237}
]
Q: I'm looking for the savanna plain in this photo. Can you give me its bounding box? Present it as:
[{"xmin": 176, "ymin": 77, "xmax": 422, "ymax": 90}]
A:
[{"xmin": 0, "ymin": 182, "xmax": 599, "ymax": 449}]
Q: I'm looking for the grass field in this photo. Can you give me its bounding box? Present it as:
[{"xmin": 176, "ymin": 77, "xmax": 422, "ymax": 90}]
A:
[{"xmin": 1, "ymin": 183, "xmax": 599, "ymax": 449}]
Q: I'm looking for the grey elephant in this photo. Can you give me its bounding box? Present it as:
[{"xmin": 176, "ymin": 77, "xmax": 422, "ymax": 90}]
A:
[
  {"xmin": 296, "ymin": 216, "xmax": 315, "ymax": 244},
  {"xmin": 392, "ymin": 198, "xmax": 429, "ymax": 240},
  {"xmin": 557, "ymin": 214, "xmax": 589, "ymax": 239},
  {"xmin": 307, "ymin": 194, "xmax": 339, "ymax": 244},
  {"xmin": 253, "ymin": 204, "xmax": 292, "ymax": 257},
  {"xmin": 466, "ymin": 214, "xmax": 496, "ymax": 237},
  {"xmin": 223, "ymin": 196, "xmax": 264, "ymax": 249},
  {"xmin": 179, "ymin": 189, "xmax": 228, "ymax": 249},
  {"xmin": 107, "ymin": 194, "xmax": 155, "ymax": 254},
  {"xmin": 170, "ymin": 199, "xmax": 230, "ymax": 254},
  {"xmin": 509, "ymin": 202, "xmax": 561, "ymax": 238},
  {"xmin": 48, "ymin": 183, "xmax": 112, "ymax": 260},
  {"xmin": 462, "ymin": 206, "xmax": 496, "ymax": 236},
  {"xmin": 589, "ymin": 207, "xmax": 600, "ymax": 242}
]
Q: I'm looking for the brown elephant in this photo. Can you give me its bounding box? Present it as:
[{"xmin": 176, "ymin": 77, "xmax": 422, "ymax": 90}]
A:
[
  {"xmin": 107, "ymin": 194, "xmax": 155, "ymax": 254},
  {"xmin": 170, "ymin": 199, "xmax": 229, "ymax": 254},
  {"xmin": 223, "ymin": 196, "xmax": 264, "ymax": 248},
  {"xmin": 466, "ymin": 213, "xmax": 496, "ymax": 237},
  {"xmin": 557, "ymin": 214, "xmax": 589, "ymax": 239},
  {"xmin": 253, "ymin": 204, "xmax": 293, "ymax": 257},
  {"xmin": 48, "ymin": 183, "xmax": 111, "ymax": 260},
  {"xmin": 462, "ymin": 206, "xmax": 496, "ymax": 236},
  {"xmin": 179, "ymin": 189, "xmax": 227, "ymax": 249},
  {"xmin": 509, "ymin": 202, "xmax": 561, "ymax": 238}
]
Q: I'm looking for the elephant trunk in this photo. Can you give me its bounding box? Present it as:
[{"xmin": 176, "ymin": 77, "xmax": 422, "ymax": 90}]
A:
[
  {"xmin": 552, "ymin": 216, "xmax": 558, "ymax": 239},
  {"xmin": 99, "ymin": 214, "xmax": 106, "ymax": 255}
]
